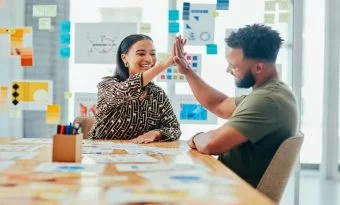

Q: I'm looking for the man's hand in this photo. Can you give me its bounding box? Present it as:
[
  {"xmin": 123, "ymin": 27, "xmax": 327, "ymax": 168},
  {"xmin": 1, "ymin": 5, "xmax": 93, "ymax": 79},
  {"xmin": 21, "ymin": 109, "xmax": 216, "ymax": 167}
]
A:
[
  {"xmin": 130, "ymin": 131, "xmax": 162, "ymax": 144},
  {"xmin": 173, "ymin": 35, "xmax": 191, "ymax": 75}
]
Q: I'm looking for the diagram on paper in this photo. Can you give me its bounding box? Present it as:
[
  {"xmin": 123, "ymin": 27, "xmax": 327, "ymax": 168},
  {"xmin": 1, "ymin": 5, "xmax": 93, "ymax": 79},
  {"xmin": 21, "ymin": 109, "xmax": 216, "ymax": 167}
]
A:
[
  {"xmin": 75, "ymin": 22, "xmax": 137, "ymax": 64},
  {"xmin": 183, "ymin": 3, "xmax": 216, "ymax": 45},
  {"xmin": 86, "ymin": 33, "xmax": 118, "ymax": 56},
  {"xmin": 74, "ymin": 92, "xmax": 97, "ymax": 117},
  {"xmin": 172, "ymin": 95, "xmax": 217, "ymax": 124},
  {"xmin": 157, "ymin": 53, "xmax": 202, "ymax": 82}
]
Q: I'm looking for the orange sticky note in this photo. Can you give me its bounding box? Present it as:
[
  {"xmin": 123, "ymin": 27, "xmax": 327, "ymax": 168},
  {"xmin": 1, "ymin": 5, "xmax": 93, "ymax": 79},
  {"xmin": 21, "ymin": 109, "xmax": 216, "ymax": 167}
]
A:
[
  {"xmin": 46, "ymin": 104, "xmax": 60, "ymax": 124},
  {"xmin": 20, "ymin": 47, "xmax": 33, "ymax": 67}
]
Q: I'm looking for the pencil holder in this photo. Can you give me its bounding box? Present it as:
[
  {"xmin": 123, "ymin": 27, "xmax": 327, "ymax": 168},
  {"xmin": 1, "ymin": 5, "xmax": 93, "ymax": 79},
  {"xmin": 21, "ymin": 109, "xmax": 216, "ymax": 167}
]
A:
[{"xmin": 52, "ymin": 134, "xmax": 83, "ymax": 162}]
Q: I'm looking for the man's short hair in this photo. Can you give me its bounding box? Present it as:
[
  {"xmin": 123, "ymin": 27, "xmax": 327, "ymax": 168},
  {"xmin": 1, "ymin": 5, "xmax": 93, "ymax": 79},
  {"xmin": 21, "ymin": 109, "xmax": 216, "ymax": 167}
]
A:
[{"xmin": 226, "ymin": 24, "xmax": 284, "ymax": 63}]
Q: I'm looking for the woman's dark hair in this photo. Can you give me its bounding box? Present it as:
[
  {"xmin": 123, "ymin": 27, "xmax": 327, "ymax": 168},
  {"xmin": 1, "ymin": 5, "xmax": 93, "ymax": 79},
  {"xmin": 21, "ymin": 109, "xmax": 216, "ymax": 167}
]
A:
[
  {"xmin": 113, "ymin": 34, "xmax": 153, "ymax": 81},
  {"xmin": 226, "ymin": 24, "xmax": 283, "ymax": 63}
]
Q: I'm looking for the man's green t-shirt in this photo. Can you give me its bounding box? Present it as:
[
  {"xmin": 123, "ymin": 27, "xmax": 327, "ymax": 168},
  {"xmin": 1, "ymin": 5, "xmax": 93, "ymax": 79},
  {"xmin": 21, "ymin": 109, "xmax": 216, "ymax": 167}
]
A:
[{"xmin": 218, "ymin": 80, "xmax": 299, "ymax": 187}]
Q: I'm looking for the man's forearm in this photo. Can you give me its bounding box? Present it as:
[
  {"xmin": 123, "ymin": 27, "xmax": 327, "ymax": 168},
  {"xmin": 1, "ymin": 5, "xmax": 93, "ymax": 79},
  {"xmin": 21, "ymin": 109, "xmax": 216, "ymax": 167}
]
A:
[{"xmin": 185, "ymin": 70, "xmax": 230, "ymax": 112}]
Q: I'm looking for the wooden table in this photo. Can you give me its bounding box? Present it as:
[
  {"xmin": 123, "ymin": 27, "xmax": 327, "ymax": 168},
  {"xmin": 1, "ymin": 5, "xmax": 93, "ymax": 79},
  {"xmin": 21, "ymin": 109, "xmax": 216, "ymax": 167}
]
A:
[{"xmin": 0, "ymin": 138, "xmax": 274, "ymax": 205}]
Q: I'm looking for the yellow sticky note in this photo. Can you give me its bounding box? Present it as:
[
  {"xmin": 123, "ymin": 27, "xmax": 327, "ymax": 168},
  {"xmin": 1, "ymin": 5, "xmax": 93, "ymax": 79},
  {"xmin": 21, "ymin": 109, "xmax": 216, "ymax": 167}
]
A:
[
  {"xmin": 264, "ymin": 1, "xmax": 276, "ymax": 11},
  {"xmin": 279, "ymin": 1, "xmax": 290, "ymax": 10},
  {"xmin": 264, "ymin": 13, "xmax": 275, "ymax": 24},
  {"xmin": 45, "ymin": 5, "xmax": 57, "ymax": 17},
  {"xmin": 32, "ymin": 5, "xmax": 45, "ymax": 17},
  {"xmin": 9, "ymin": 107, "xmax": 22, "ymax": 118},
  {"xmin": 64, "ymin": 91, "xmax": 72, "ymax": 99},
  {"xmin": 46, "ymin": 104, "xmax": 60, "ymax": 124},
  {"xmin": 140, "ymin": 23, "xmax": 151, "ymax": 33},
  {"xmin": 0, "ymin": 86, "xmax": 8, "ymax": 111},
  {"xmin": 212, "ymin": 11, "xmax": 219, "ymax": 17},
  {"xmin": 279, "ymin": 12, "xmax": 290, "ymax": 23},
  {"xmin": 39, "ymin": 18, "xmax": 52, "ymax": 30}
]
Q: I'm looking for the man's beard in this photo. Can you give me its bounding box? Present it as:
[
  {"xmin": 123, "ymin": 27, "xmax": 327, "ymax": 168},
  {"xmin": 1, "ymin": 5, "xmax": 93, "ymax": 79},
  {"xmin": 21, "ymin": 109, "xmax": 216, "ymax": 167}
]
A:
[{"xmin": 235, "ymin": 69, "xmax": 255, "ymax": 88}]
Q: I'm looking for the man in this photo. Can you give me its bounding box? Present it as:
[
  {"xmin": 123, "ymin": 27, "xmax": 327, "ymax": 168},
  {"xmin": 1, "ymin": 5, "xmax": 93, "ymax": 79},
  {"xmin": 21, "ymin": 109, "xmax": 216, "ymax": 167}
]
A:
[{"xmin": 173, "ymin": 24, "xmax": 299, "ymax": 187}]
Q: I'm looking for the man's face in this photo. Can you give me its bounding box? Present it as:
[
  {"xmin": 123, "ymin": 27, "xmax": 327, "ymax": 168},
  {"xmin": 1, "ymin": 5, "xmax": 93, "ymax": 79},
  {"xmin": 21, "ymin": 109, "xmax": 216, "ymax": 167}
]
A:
[{"xmin": 226, "ymin": 48, "xmax": 256, "ymax": 89}]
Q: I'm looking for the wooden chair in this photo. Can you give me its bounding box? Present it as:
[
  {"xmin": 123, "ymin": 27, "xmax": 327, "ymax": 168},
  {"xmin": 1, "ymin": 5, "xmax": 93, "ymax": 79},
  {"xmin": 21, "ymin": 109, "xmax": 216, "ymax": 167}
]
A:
[
  {"xmin": 256, "ymin": 132, "xmax": 304, "ymax": 203},
  {"xmin": 73, "ymin": 116, "xmax": 95, "ymax": 139}
]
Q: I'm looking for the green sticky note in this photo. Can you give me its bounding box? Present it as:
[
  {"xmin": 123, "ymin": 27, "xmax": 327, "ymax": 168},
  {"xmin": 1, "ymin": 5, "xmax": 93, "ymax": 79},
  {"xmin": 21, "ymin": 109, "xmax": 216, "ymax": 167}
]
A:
[
  {"xmin": 140, "ymin": 23, "xmax": 151, "ymax": 33},
  {"xmin": 264, "ymin": 1, "xmax": 276, "ymax": 11},
  {"xmin": 212, "ymin": 11, "xmax": 219, "ymax": 17},
  {"xmin": 279, "ymin": 12, "xmax": 289, "ymax": 23},
  {"xmin": 64, "ymin": 92, "xmax": 72, "ymax": 99},
  {"xmin": 264, "ymin": 13, "xmax": 275, "ymax": 24},
  {"xmin": 279, "ymin": 1, "xmax": 290, "ymax": 10}
]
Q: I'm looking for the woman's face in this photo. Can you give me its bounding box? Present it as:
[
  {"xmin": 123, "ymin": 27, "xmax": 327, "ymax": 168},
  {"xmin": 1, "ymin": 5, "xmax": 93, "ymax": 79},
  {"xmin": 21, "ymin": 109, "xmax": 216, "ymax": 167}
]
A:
[{"xmin": 121, "ymin": 39, "xmax": 157, "ymax": 76}]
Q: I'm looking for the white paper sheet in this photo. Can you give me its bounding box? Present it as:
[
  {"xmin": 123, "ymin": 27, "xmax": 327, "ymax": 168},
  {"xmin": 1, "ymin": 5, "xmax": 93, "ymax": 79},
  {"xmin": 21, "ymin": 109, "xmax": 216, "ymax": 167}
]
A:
[
  {"xmin": 88, "ymin": 154, "xmax": 158, "ymax": 163},
  {"xmin": 0, "ymin": 152, "xmax": 38, "ymax": 160},
  {"xmin": 35, "ymin": 163, "xmax": 104, "ymax": 173},
  {"xmin": 0, "ymin": 161, "xmax": 15, "ymax": 170},
  {"xmin": 74, "ymin": 22, "xmax": 137, "ymax": 64},
  {"xmin": 9, "ymin": 138, "xmax": 52, "ymax": 144},
  {"xmin": 0, "ymin": 145, "xmax": 43, "ymax": 152},
  {"xmin": 183, "ymin": 4, "xmax": 216, "ymax": 45}
]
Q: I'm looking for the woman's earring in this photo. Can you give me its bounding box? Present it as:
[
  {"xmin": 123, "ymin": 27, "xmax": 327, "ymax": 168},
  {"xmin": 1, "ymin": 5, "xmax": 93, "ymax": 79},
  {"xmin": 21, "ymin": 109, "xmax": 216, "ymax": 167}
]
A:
[{"xmin": 124, "ymin": 62, "xmax": 128, "ymax": 68}]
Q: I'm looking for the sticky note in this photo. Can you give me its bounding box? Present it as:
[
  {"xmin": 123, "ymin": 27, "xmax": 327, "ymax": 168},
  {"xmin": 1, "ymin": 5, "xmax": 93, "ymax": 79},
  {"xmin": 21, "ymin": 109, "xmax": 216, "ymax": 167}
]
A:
[
  {"xmin": 44, "ymin": 5, "xmax": 57, "ymax": 17},
  {"xmin": 140, "ymin": 23, "xmax": 151, "ymax": 33},
  {"xmin": 59, "ymin": 46, "xmax": 70, "ymax": 58},
  {"xmin": 168, "ymin": 10, "xmax": 179, "ymax": 21},
  {"xmin": 206, "ymin": 44, "xmax": 217, "ymax": 55},
  {"xmin": 0, "ymin": 86, "xmax": 8, "ymax": 112},
  {"xmin": 264, "ymin": 1, "xmax": 276, "ymax": 11},
  {"xmin": 32, "ymin": 5, "xmax": 45, "ymax": 17},
  {"xmin": 38, "ymin": 18, "xmax": 52, "ymax": 30},
  {"xmin": 216, "ymin": 0, "xmax": 229, "ymax": 10},
  {"xmin": 60, "ymin": 20, "xmax": 70, "ymax": 33},
  {"xmin": 20, "ymin": 48, "xmax": 33, "ymax": 67},
  {"xmin": 264, "ymin": 13, "xmax": 275, "ymax": 24},
  {"xmin": 279, "ymin": 12, "xmax": 289, "ymax": 23},
  {"xmin": 59, "ymin": 33, "xmax": 70, "ymax": 45},
  {"xmin": 212, "ymin": 11, "xmax": 219, "ymax": 17},
  {"xmin": 9, "ymin": 107, "xmax": 22, "ymax": 118},
  {"xmin": 46, "ymin": 104, "xmax": 60, "ymax": 124},
  {"xmin": 168, "ymin": 22, "xmax": 179, "ymax": 33},
  {"xmin": 64, "ymin": 91, "xmax": 72, "ymax": 99},
  {"xmin": 279, "ymin": 1, "xmax": 290, "ymax": 10}
]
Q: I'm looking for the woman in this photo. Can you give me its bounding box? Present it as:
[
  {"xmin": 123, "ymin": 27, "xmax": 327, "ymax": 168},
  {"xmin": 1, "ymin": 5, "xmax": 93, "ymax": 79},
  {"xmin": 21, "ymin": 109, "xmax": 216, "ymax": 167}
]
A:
[{"xmin": 88, "ymin": 34, "xmax": 182, "ymax": 143}]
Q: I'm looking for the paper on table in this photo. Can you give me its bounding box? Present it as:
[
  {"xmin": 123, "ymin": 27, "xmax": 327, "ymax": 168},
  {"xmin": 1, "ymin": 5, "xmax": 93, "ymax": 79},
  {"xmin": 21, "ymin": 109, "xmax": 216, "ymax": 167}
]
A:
[
  {"xmin": 82, "ymin": 147, "xmax": 113, "ymax": 154},
  {"xmin": 0, "ymin": 161, "xmax": 15, "ymax": 170},
  {"xmin": 0, "ymin": 152, "xmax": 38, "ymax": 160},
  {"xmin": 88, "ymin": 154, "xmax": 158, "ymax": 163},
  {"xmin": 9, "ymin": 138, "xmax": 52, "ymax": 144},
  {"xmin": 116, "ymin": 163, "xmax": 209, "ymax": 172},
  {"xmin": 35, "ymin": 163, "xmax": 104, "ymax": 173},
  {"xmin": 0, "ymin": 145, "xmax": 43, "ymax": 152}
]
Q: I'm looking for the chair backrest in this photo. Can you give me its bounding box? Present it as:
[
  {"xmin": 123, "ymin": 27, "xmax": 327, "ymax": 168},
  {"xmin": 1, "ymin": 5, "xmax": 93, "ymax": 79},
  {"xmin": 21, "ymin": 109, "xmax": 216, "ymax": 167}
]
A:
[
  {"xmin": 73, "ymin": 116, "xmax": 95, "ymax": 139},
  {"xmin": 256, "ymin": 132, "xmax": 304, "ymax": 203}
]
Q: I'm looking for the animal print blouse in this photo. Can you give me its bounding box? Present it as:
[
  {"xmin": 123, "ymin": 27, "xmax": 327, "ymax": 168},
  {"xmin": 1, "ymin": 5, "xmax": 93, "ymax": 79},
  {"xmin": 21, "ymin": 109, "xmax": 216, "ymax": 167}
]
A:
[{"xmin": 88, "ymin": 73, "xmax": 181, "ymax": 141}]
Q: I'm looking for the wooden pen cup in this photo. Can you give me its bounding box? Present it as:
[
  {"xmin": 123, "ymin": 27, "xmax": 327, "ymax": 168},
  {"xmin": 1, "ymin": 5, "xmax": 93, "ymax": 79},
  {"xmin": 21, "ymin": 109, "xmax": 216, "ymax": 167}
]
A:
[{"xmin": 52, "ymin": 134, "xmax": 83, "ymax": 162}]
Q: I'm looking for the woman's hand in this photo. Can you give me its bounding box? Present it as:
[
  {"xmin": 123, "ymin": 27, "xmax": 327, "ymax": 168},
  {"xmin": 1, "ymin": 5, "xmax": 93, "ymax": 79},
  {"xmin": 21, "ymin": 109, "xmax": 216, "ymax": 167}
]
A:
[
  {"xmin": 130, "ymin": 130, "xmax": 162, "ymax": 144},
  {"xmin": 173, "ymin": 35, "xmax": 191, "ymax": 75}
]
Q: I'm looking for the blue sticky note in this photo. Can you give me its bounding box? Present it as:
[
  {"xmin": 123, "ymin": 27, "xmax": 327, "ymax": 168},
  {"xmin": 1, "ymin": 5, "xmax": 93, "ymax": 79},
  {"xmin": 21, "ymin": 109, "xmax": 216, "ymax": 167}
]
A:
[
  {"xmin": 217, "ymin": 0, "xmax": 229, "ymax": 10},
  {"xmin": 169, "ymin": 10, "xmax": 179, "ymax": 21},
  {"xmin": 59, "ymin": 33, "xmax": 70, "ymax": 45},
  {"xmin": 59, "ymin": 46, "xmax": 70, "ymax": 58},
  {"xmin": 206, "ymin": 44, "xmax": 218, "ymax": 55},
  {"xmin": 57, "ymin": 165, "xmax": 84, "ymax": 172},
  {"xmin": 60, "ymin": 20, "xmax": 71, "ymax": 33},
  {"xmin": 168, "ymin": 22, "xmax": 179, "ymax": 33}
]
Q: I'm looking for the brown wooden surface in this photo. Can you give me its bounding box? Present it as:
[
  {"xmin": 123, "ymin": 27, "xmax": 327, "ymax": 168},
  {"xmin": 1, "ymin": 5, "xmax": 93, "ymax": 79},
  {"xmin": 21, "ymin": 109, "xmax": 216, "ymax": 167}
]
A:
[{"xmin": 0, "ymin": 138, "xmax": 274, "ymax": 205}]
